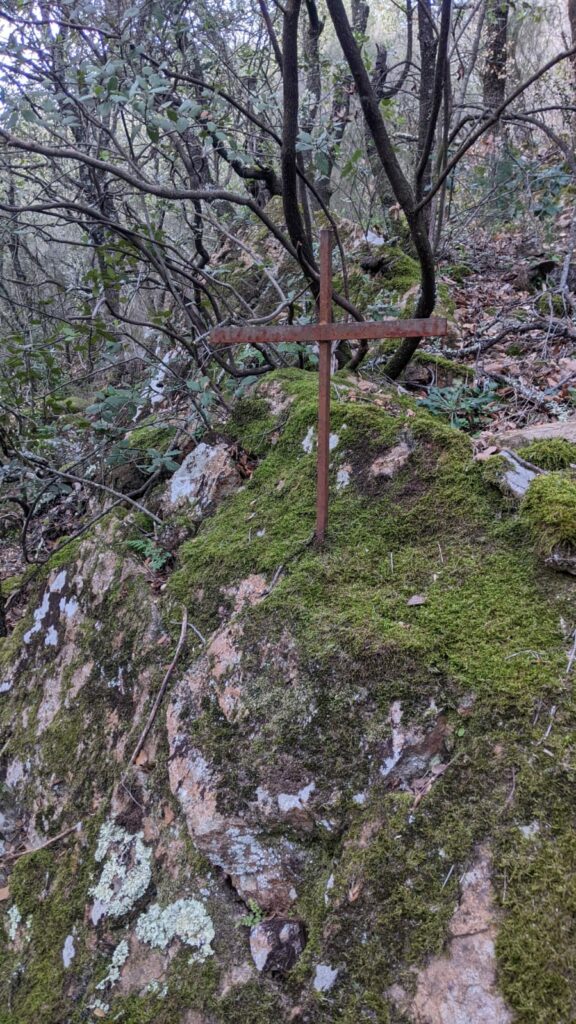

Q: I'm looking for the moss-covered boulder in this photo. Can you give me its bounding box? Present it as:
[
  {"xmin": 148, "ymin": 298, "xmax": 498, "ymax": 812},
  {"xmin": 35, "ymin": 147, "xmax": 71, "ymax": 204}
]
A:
[
  {"xmin": 521, "ymin": 471, "xmax": 576, "ymax": 573},
  {"xmin": 518, "ymin": 438, "xmax": 576, "ymax": 471},
  {"xmin": 2, "ymin": 372, "xmax": 576, "ymax": 1024}
]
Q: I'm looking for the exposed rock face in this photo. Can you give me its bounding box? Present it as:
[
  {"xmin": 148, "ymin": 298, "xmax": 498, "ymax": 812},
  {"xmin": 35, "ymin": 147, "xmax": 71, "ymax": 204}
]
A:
[
  {"xmin": 167, "ymin": 741, "xmax": 302, "ymax": 912},
  {"xmin": 2, "ymin": 372, "xmax": 572, "ymax": 1024},
  {"xmin": 544, "ymin": 542, "xmax": 576, "ymax": 575},
  {"xmin": 390, "ymin": 846, "xmax": 513, "ymax": 1024},
  {"xmin": 370, "ymin": 440, "xmax": 412, "ymax": 479},
  {"xmin": 167, "ymin": 574, "xmax": 304, "ymax": 912},
  {"xmin": 163, "ymin": 442, "xmax": 242, "ymax": 512}
]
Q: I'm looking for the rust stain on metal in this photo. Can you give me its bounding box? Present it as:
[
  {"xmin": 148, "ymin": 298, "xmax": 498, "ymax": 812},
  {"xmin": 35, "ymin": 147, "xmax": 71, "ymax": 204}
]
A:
[
  {"xmin": 316, "ymin": 228, "xmax": 333, "ymax": 544},
  {"xmin": 211, "ymin": 317, "xmax": 447, "ymax": 347}
]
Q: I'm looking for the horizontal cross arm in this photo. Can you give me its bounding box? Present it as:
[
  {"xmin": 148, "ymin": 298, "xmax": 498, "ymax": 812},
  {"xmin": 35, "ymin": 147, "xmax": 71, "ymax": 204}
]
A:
[{"xmin": 211, "ymin": 317, "xmax": 447, "ymax": 347}]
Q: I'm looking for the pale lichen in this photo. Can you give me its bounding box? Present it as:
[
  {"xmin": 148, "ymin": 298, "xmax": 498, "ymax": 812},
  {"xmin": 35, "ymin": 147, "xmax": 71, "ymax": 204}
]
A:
[
  {"xmin": 90, "ymin": 821, "xmax": 152, "ymax": 919},
  {"xmin": 96, "ymin": 939, "xmax": 130, "ymax": 989},
  {"xmin": 134, "ymin": 898, "xmax": 215, "ymax": 960},
  {"xmin": 7, "ymin": 904, "xmax": 21, "ymax": 941}
]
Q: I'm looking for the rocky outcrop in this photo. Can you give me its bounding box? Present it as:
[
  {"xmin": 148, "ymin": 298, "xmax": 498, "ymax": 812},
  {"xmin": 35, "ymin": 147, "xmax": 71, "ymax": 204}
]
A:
[{"xmin": 1, "ymin": 372, "xmax": 573, "ymax": 1024}]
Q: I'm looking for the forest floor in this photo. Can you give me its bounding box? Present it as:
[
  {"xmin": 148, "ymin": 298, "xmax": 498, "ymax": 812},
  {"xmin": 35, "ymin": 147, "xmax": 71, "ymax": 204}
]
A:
[
  {"xmin": 416, "ymin": 228, "xmax": 576, "ymax": 436},
  {"xmin": 3, "ymin": 227, "xmax": 576, "ymax": 597}
]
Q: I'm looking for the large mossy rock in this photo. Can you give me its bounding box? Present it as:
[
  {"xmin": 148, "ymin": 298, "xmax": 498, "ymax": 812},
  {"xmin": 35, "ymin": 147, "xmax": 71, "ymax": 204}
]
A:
[{"xmin": 2, "ymin": 371, "xmax": 576, "ymax": 1024}]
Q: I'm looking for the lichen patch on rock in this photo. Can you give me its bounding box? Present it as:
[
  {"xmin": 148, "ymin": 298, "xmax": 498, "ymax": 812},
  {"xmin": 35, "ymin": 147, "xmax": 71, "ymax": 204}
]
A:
[
  {"xmin": 134, "ymin": 898, "xmax": 215, "ymax": 959},
  {"xmin": 90, "ymin": 822, "xmax": 152, "ymax": 919}
]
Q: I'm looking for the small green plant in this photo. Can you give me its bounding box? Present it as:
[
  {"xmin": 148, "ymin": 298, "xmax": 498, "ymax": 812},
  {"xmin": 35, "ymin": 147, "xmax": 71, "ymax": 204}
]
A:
[
  {"xmin": 236, "ymin": 898, "xmax": 265, "ymax": 929},
  {"xmin": 126, "ymin": 537, "xmax": 172, "ymax": 571},
  {"xmin": 419, "ymin": 380, "xmax": 499, "ymax": 430},
  {"xmin": 137, "ymin": 447, "xmax": 181, "ymax": 475}
]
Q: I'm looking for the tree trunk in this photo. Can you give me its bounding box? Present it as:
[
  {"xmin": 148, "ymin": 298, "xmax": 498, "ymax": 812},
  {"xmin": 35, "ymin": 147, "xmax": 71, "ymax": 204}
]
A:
[
  {"xmin": 326, "ymin": 0, "xmax": 437, "ymax": 377},
  {"xmin": 416, "ymin": 0, "xmax": 438, "ymax": 214},
  {"xmin": 482, "ymin": 0, "xmax": 509, "ymax": 115}
]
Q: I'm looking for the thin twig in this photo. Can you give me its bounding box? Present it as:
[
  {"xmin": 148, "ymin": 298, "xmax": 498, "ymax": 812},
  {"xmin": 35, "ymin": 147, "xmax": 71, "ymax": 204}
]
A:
[
  {"xmin": 127, "ymin": 609, "xmax": 189, "ymax": 767},
  {"xmin": 441, "ymin": 863, "xmax": 455, "ymax": 890},
  {"xmin": 0, "ymin": 823, "xmax": 80, "ymax": 865},
  {"xmin": 187, "ymin": 620, "xmax": 207, "ymax": 645},
  {"xmin": 566, "ymin": 630, "xmax": 576, "ymax": 675}
]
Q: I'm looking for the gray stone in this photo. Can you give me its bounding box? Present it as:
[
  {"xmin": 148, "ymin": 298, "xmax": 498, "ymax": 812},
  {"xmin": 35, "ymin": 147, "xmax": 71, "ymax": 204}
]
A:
[
  {"xmin": 163, "ymin": 442, "xmax": 240, "ymax": 513},
  {"xmin": 249, "ymin": 919, "xmax": 306, "ymax": 973},
  {"xmin": 313, "ymin": 963, "xmax": 339, "ymax": 992}
]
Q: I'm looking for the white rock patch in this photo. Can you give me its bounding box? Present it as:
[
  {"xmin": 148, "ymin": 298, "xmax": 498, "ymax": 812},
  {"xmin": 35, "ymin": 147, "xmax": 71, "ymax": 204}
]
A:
[
  {"xmin": 23, "ymin": 571, "xmax": 81, "ymax": 648},
  {"xmin": 380, "ymin": 700, "xmax": 404, "ymax": 777},
  {"xmin": 165, "ymin": 442, "xmax": 239, "ymax": 512},
  {"xmin": 336, "ymin": 466, "xmax": 351, "ymax": 490},
  {"xmin": 62, "ymin": 933, "xmax": 76, "ymax": 968},
  {"xmin": 23, "ymin": 589, "xmax": 51, "ymax": 645},
  {"xmin": 44, "ymin": 626, "xmax": 59, "ymax": 647},
  {"xmin": 314, "ymin": 963, "xmax": 339, "ymax": 992},
  {"xmin": 277, "ymin": 782, "xmax": 315, "ymax": 814},
  {"xmin": 7, "ymin": 905, "xmax": 21, "ymax": 941},
  {"xmin": 302, "ymin": 427, "xmax": 315, "ymax": 453},
  {"xmin": 59, "ymin": 596, "xmax": 79, "ymax": 619}
]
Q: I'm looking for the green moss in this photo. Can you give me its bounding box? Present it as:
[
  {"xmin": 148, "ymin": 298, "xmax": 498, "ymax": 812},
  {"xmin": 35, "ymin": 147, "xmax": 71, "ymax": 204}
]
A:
[
  {"xmin": 381, "ymin": 246, "xmax": 420, "ymax": 295},
  {"xmin": 102, "ymin": 958, "xmax": 283, "ymax": 1024},
  {"xmin": 446, "ymin": 262, "xmax": 474, "ymax": 284},
  {"xmin": 480, "ymin": 453, "xmax": 510, "ymax": 488},
  {"xmin": 332, "ymin": 246, "xmax": 421, "ymax": 319},
  {"xmin": 521, "ymin": 472, "xmax": 576, "ymax": 553},
  {"xmin": 1, "ymin": 829, "xmax": 98, "ymax": 1024},
  {"xmin": 127, "ymin": 420, "xmax": 177, "ymax": 456},
  {"xmin": 41, "ymin": 705, "xmax": 87, "ymax": 781},
  {"xmin": 536, "ymin": 292, "xmax": 566, "ymax": 316},
  {"xmin": 413, "ymin": 350, "xmax": 461, "ymax": 375},
  {"xmin": 437, "ymin": 281, "xmax": 455, "ymax": 316},
  {"xmin": 497, "ymin": 834, "xmax": 576, "ymax": 1023},
  {"xmin": 518, "ymin": 438, "xmax": 576, "ymax": 471},
  {"xmin": 225, "ymin": 395, "xmax": 278, "ymax": 457}
]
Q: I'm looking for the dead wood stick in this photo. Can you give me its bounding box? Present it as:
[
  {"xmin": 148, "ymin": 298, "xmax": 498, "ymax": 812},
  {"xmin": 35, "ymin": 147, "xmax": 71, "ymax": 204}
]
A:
[
  {"xmin": 482, "ymin": 371, "xmax": 570, "ymax": 418},
  {"xmin": 560, "ymin": 207, "xmax": 576, "ymax": 294},
  {"xmin": 566, "ymin": 630, "xmax": 576, "ymax": 675},
  {"xmin": 127, "ymin": 609, "xmax": 188, "ymax": 768},
  {"xmin": 439, "ymin": 318, "xmax": 576, "ymax": 360},
  {"xmin": 0, "ymin": 823, "xmax": 80, "ymax": 865}
]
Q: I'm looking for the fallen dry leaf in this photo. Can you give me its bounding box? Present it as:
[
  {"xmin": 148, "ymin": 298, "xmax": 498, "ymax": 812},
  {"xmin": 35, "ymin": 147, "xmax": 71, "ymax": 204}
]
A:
[
  {"xmin": 474, "ymin": 445, "xmax": 499, "ymax": 461},
  {"xmin": 407, "ymin": 594, "xmax": 427, "ymax": 607},
  {"xmin": 348, "ymin": 879, "xmax": 363, "ymax": 902}
]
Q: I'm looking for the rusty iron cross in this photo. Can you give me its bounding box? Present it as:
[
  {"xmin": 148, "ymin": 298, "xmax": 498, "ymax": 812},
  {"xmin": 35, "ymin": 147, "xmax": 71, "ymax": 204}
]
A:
[{"xmin": 211, "ymin": 229, "xmax": 447, "ymax": 543}]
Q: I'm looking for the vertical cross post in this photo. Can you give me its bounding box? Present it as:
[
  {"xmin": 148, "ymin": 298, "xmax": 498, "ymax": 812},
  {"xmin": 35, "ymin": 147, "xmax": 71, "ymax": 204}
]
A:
[
  {"xmin": 210, "ymin": 230, "xmax": 447, "ymax": 545},
  {"xmin": 316, "ymin": 228, "xmax": 333, "ymax": 544}
]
